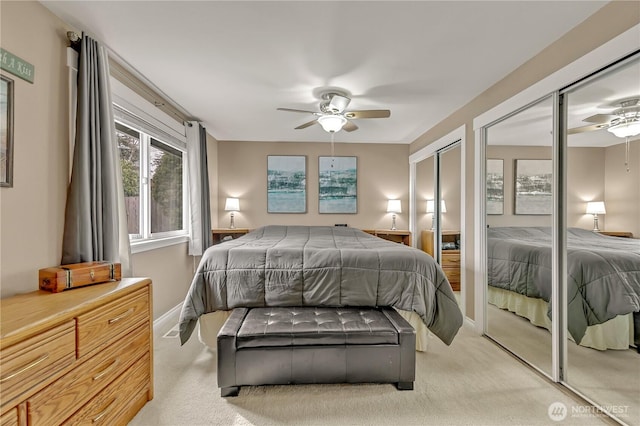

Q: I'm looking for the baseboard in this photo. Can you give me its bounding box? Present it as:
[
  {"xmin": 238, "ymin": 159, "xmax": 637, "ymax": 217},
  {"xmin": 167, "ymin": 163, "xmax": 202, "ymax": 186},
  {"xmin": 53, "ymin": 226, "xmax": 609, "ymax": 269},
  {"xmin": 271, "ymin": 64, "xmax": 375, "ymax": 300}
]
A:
[
  {"xmin": 153, "ymin": 302, "xmax": 182, "ymax": 335},
  {"xmin": 464, "ymin": 316, "xmax": 476, "ymax": 330}
]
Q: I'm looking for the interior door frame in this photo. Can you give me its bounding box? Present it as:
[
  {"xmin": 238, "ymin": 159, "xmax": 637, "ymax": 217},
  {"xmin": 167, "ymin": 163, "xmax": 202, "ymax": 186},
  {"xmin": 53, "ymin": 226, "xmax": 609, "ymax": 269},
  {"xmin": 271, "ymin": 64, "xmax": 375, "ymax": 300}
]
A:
[{"xmin": 473, "ymin": 25, "xmax": 640, "ymax": 381}]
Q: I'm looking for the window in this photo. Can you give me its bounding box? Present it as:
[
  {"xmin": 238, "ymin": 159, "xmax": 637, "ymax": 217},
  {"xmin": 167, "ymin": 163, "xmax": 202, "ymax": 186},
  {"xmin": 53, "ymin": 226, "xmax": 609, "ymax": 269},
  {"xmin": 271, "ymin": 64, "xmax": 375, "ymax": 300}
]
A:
[{"xmin": 116, "ymin": 120, "xmax": 187, "ymax": 242}]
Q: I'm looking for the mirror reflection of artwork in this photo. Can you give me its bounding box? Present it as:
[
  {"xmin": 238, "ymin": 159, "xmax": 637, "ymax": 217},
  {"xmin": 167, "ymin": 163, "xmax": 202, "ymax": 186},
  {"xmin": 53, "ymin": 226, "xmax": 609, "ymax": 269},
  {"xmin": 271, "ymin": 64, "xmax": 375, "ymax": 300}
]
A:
[
  {"xmin": 267, "ymin": 155, "xmax": 306, "ymax": 213},
  {"xmin": 318, "ymin": 156, "xmax": 357, "ymax": 214},
  {"xmin": 486, "ymin": 159, "xmax": 503, "ymax": 215},
  {"xmin": 514, "ymin": 159, "xmax": 552, "ymax": 215},
  {"xmin": 1, "ymin": 75, "xmax": 13, "ymax": 187}
]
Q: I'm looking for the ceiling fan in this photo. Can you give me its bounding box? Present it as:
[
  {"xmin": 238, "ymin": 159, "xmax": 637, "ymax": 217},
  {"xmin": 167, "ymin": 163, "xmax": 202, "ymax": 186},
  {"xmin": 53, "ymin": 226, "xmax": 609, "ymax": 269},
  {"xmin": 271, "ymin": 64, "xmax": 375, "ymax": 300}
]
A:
[
  {"xmin": 568, "ymin": 97, "xmax": 640, "ymax": 137},
  {"xmin": 277, "ymin": 91, "xmax": 391, "ymax": 133}
]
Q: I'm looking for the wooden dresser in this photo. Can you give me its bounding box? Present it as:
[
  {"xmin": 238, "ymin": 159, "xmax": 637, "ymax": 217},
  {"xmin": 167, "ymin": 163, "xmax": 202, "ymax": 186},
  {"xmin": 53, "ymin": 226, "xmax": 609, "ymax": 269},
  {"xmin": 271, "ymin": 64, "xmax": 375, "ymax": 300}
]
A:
[
  {"xmin": 0, "ymin": 278, "xmax": 153, "ymax": 426},
  {"xmin": 421, "ymin": 230, "xmax": 461, "ymax": 291},
  {"xmin": 362, "ymin": 229, "xmax": 412, "ymax": 246}
]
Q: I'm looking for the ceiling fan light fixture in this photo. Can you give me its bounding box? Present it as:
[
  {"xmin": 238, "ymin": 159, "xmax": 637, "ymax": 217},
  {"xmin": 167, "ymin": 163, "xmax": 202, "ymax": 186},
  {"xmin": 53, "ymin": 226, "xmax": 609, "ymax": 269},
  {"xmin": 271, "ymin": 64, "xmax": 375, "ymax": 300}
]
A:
[
  {"xmin": 318, "ymin": 115, "xmax": 347, "ymax": 133},
  {"xmin": 607, "ymin": 119, "xmax": 640, "ymax": 138}
]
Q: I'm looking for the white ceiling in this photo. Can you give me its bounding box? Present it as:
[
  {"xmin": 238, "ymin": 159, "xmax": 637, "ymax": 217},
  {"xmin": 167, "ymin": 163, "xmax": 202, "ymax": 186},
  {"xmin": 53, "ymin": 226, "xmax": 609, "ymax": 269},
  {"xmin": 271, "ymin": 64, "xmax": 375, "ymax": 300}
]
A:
[{"xmin": 42, "ymin": 1, "xmax": 610, "ymax": 144}]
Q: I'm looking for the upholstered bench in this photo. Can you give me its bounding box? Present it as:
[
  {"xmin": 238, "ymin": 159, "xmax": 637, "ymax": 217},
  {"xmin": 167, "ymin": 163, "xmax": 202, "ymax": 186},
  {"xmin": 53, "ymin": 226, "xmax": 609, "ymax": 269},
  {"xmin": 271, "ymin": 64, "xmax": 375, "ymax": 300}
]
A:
[{"xmin": 217, "ymin": 306, "xmax": 416, "ymax": 397}]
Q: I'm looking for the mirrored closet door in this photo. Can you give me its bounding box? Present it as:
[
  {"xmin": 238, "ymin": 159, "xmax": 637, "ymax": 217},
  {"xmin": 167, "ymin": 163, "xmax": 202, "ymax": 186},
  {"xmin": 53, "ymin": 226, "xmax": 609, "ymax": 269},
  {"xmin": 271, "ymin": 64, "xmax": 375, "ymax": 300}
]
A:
[
  {"xmin": 484, "ymin": 96, "xmax": 554, "ymax": 377},
  {"xmin": 563, "ymin": 55, "xmax": 639, "ymax": 425}
]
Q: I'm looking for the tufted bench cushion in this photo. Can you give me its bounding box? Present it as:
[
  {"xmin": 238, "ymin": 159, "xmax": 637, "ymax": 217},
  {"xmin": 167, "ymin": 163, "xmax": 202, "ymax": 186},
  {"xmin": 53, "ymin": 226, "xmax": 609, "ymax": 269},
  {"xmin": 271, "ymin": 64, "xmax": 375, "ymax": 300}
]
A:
[
  {"xmin": 237, "ymin": 307, "xmax": 399, "ymax": 348},
  {"xmin": 217, "ymin": 306, "xmax": 416, "ymax": 396}
]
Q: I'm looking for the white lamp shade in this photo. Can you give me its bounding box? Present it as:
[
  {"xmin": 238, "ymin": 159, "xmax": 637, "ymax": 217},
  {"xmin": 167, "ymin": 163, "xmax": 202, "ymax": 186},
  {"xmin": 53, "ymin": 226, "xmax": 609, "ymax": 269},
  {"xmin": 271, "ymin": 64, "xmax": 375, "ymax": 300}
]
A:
[
  {"xmin": 224, "ymin": 197, "xmax": 240, "ymax": 211},
  {"xmin": 426, "ymin": 199, "xmax": 447, "ymax": 214},
  {"xmin": 317, "ymin": 115, "xmax": 347, "ymax": 133},
  {"xmin": 586, "ymin": 201, "xmax": 606, "ymax": 215},
  {"xmin": 607, "ymin": 120, "xmax": 640, "ymax": 138},
  {"xmin": 387, "ymin": 199, "xmax": 402, "ymax": 214}
]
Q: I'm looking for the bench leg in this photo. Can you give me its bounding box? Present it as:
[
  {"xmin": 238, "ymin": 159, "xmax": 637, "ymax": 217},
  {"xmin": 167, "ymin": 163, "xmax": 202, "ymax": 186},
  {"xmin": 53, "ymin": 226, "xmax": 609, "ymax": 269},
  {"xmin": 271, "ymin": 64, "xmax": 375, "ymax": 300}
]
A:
[
  {"xmin": 221, "ymin": 386, "xmax": 240, "ymax": 397},
  {"xmin": 396, "ymin": 381, "xmax": 414, "ymax": 391}
]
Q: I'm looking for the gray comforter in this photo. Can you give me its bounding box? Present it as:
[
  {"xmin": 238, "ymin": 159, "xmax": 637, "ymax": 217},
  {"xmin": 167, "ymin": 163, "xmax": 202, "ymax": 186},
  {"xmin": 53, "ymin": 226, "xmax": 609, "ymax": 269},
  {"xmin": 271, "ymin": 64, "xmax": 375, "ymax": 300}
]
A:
[
  {"xmin": 179, "ymin": 225, "xmax": 463, "ymax": 346},
  {"xmin": 487, "ymin": 227, "xmax": 640, "ymax": 343}
]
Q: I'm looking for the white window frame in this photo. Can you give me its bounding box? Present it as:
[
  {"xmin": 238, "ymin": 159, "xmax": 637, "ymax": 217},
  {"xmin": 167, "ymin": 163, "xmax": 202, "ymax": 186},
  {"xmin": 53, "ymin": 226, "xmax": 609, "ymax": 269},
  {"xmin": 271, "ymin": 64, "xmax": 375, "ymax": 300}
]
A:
[{"xmin": 111, "ymin": 77, "xmax": 190, "ymax": 254}]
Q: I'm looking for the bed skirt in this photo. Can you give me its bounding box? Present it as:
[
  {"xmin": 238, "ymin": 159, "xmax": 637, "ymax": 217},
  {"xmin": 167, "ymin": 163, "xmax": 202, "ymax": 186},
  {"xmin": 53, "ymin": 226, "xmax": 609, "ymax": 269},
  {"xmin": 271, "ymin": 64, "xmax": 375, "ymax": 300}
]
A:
[
  {"xmin": 198, "ymin": 309, "xmax": 432, "ymax": 352},
  {"xmin": 487, "ymin": 286, "xmax": 633, "ymax": 350}
]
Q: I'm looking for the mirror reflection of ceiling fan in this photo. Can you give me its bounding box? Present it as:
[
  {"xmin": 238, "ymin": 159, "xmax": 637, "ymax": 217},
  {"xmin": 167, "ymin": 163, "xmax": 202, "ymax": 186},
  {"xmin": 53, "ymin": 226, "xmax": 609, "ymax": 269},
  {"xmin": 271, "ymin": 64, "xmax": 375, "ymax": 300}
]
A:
[
  {"xmin": 277, "ymin": 91, "xmax": 390, "ymax": 133},
  {"xmin": 569, "ymin": 97, "xmax": 640, "ymax": 137}
]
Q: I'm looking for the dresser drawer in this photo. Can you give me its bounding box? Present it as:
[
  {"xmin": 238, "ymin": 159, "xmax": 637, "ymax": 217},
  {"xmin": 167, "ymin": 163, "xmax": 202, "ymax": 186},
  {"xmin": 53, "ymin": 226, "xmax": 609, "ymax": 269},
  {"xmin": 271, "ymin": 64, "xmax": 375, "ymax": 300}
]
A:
[
  {"xmin": 0, "ymin": 407, "xmax": 18, "ymax": 426},
  {"xmin": 441, "ymin": 252, "xmax": 460, "ymax": 267},
  {"xmin": 77, "ymin": 288, "xmax": 149, "ymax": 359},
  {"xmin": 63, "ymin": 353, "xmax": 150, "ymax": 426},
  {"xmin": 28, "ymin": 323, "xmax": 150, "ymax": 425},
  {"xmin": 0, "ymin": 321, "xmax": 75, "ymax": 410}
]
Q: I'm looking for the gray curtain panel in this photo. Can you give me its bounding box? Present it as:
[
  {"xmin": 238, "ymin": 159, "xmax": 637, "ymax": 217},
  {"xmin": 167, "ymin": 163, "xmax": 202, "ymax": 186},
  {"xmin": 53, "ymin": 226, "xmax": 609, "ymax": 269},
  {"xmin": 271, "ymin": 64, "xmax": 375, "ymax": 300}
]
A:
[
  {"xmin": 198, "ymin": 124, "xmax": 213, "ymax": 250},
  {"xmin": 61, "ymin": 34, "xmax": 123, "ymax": 266}
]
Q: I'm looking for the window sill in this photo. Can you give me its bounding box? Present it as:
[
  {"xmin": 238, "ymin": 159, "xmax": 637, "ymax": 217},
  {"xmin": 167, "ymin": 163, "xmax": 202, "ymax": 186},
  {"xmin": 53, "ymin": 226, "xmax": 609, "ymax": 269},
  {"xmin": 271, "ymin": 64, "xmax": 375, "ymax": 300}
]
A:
[{"xmin": 130, "ymin": 235, "xmax": 189, "ymax": 254}]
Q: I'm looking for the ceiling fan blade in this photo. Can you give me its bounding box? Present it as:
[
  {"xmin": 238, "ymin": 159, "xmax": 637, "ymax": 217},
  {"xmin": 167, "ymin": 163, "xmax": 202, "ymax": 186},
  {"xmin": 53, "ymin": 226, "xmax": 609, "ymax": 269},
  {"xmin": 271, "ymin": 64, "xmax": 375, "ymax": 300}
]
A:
[
  {"xmin": 344, "ymin": 109, "xmax": 391, "ymax": 119},
  {"xmin": 568, "ymin": 123, "xmax": 608, "ymax": 135},
  {"xmin": 295, "ymin": 119, "xmax": 318, "ymax": 130},
  {"xmin": 277, "ymin": 107, "xmax": 318, "ymax": 114},
  {"xmin": 343, "ymin": 120, "xmax": 358, "ymax": 132},
  {"xmin": 583, "ymin": 113, "xmax": 617, "ymax": 124}
]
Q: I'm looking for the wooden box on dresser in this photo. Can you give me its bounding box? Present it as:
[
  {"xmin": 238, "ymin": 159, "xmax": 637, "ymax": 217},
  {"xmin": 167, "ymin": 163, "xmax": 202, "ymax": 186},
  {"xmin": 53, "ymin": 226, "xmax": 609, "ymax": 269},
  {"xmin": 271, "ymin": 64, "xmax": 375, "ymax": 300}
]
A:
[
  {"xmin": 421, "ymin": 230, "xmax": 461, "ymax": 291},
  {"xmin": 0, "ymin": 278, "xmax": 153, "ymax": 426}
]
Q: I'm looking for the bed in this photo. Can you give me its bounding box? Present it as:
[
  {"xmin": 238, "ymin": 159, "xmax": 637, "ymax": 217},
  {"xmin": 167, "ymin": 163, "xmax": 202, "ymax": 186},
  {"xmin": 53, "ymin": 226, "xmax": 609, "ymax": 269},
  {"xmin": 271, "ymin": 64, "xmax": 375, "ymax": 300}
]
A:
[
  {"xmin": 487, "ymin": 226, "xmax": 640, "ymax": 350},
  {"xmin": 179, "ymin": 225, "xmax": 463, "ymax": 350}
]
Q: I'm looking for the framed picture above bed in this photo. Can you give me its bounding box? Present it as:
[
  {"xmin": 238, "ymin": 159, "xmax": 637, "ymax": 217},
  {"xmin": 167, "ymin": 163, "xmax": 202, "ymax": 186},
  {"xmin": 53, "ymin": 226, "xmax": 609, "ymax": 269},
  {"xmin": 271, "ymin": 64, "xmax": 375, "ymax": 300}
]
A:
[
  {"xmin": 514, "ymin": 159, "xmax": 552, "ymax": 215},
  {"xmin": 318, "ymin": 156, "xmax": 357, "ymax": 214},
  {"xmin": 267, "ymin": 155, "xmax": 307, "ymax": 213},
  {"xmin": 486, "ymin": 159, "xmax": 503, "ymax": 215}
]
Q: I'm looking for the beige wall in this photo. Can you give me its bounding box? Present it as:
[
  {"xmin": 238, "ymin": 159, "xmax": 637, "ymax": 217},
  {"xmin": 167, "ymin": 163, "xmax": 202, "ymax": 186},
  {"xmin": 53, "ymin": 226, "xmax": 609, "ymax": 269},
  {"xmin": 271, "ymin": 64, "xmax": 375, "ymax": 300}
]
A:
[
  {"xmin": 1, "ymin": 1, "xmax": 69, "ymax": 297},
  {"xmin": 409, "ymin": 2, "xmax": 640, "ymax": 320},
  {"xmin": 0, "ymin": 2, "xmax": 201, "ymax": 321},
  {"xmin": 217, "ymin": 141, "xmax": 410, "ymax": 230}
]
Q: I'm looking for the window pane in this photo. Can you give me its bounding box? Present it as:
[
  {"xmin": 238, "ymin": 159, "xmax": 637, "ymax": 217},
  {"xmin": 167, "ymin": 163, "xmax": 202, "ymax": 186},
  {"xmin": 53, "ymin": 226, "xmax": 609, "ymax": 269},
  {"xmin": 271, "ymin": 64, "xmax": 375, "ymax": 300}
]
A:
[
  {"xmin": 116, "ymin": 122, "xmax": 141, "ymax": 237},
  {"xmin": 150, "ymin": 139, "xmax": 183, "ymax": 233}
]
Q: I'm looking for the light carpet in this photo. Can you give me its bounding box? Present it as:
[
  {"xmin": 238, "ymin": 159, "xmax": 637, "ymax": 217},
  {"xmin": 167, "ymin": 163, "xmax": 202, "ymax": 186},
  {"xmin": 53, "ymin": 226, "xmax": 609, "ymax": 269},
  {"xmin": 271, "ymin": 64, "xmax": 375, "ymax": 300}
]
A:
[{"xmin": 129, "ymin": 316, "xmax": 618, "ymax": 426}]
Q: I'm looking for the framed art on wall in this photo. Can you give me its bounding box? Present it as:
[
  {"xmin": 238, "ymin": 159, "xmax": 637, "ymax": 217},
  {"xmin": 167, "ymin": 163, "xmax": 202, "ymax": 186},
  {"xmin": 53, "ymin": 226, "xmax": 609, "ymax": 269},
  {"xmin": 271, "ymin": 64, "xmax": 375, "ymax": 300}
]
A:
[
  {"xmin": 319, "ymin": 156, "xmax": 357, "ymax": 214},
  {"xmin": 486, "ymin": 159, "xmax": 504, "ymax": 215},
  {"xmin": 1, "ymin": 74, "xmax": 14, "ymax": 188},
  {"xmin": 514, "ymin": 159, "xmax": 552, "ymax": 215},
  {"xmin": 267, "ymin": 155, "xmax": 306, "ymax": 213}
]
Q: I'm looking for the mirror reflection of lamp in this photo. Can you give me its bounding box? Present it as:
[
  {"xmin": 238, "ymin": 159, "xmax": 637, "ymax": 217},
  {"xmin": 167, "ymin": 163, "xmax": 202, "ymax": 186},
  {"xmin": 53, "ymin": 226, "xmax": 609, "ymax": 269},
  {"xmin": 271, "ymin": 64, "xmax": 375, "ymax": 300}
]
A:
[
  {"xmin": 224, "ymin": 198, "xmax": 240, "ymax": 229},
  {"xmin": 386, "ymin": 199, "xmax": 402, "ymax": 230},
  {"xmin": 586, "ymin": 201, "xmax": 606, "ymax": 232},
  {"xmin": 426, "ymin": 199, "xmax": 446, "ymax": 229}
]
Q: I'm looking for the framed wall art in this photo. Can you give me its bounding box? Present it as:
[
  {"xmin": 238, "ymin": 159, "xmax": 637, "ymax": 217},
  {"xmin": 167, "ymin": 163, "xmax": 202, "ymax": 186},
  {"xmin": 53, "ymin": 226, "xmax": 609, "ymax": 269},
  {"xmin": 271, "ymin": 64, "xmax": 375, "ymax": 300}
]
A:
[
  {"xmin": 318, "ymin": 156, "xmax": 357, "ymax": 214},
  {"xmin": 267, "ymin": 155, "xmax": 306, "ymax": 213},
  {"xmin": 514, "ymin": 159, "xmax": 552, "ymax": 215},
  {"xmin": 486, "ymin": 159, "xmax": 504, "ymax": 215},
  {"xmin": 1, "ymin": 74, "xmax": 14, "ymax": 188}
]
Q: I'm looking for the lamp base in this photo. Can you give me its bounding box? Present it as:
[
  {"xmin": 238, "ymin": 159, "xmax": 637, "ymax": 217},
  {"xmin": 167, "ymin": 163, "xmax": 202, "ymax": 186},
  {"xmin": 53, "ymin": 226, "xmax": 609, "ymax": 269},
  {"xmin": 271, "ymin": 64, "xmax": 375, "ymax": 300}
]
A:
[
  {"xmin": 591, "ymin": 215, "xmax": 600, "ymax": 232},
  {"xmin": 229, "ymin": 212, "xmax": 236, "ymax": 229},
  {"xmin": 390, "ymin": 214, "xmax": 397, "ymax": 231}
]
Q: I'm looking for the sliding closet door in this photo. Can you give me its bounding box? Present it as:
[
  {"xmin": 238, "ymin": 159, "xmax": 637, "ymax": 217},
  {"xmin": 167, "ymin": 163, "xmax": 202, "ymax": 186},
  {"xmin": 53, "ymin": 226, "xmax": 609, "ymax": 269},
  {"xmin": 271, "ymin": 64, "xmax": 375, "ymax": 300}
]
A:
[
  {"xmin": 485, "ymin": 96, "xmax": 554, "ymax": 376},
  {"xmin": 563, "ymin": 55, "xmax": 639, "ymax": 425}
]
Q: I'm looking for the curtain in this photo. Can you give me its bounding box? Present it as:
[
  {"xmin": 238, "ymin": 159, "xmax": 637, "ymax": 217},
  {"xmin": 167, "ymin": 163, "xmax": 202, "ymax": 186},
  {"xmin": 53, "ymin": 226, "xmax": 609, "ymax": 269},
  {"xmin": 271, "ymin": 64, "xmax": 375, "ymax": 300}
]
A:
[
  {"xmin": 61, "ymin": 34, "xmax": 132, "ymax": 276},
  {"xmin": 186, "ymin": 121, "xmax": 212, "ymax": 256}
]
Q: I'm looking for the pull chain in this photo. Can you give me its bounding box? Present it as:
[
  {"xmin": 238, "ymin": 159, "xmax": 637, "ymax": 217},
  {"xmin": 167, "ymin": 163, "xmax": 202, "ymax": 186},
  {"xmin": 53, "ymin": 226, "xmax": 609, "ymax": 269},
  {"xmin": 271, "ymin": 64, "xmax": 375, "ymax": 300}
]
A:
[{"xmin": 625, "ymin": 137, "xmax": 630, "ymax": 172}]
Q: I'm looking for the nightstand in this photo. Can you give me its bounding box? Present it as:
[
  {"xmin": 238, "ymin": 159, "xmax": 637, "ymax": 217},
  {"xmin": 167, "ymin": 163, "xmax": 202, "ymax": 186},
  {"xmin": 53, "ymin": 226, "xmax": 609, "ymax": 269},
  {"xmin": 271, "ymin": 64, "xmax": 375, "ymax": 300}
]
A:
[
  {"xmin": 211, "ymin": 228, "xmax": 250, "ymax": 245},
  {"xmin": 597, "ymin": 231, "xmax": 634, "ymax": 238},
  {"xmin": 362, "ymin": 229, "xmax": 412, "ymax": 246},
  {"xmin": 421, "ymin": 230, "xmax": 460, "ymax": 291}
]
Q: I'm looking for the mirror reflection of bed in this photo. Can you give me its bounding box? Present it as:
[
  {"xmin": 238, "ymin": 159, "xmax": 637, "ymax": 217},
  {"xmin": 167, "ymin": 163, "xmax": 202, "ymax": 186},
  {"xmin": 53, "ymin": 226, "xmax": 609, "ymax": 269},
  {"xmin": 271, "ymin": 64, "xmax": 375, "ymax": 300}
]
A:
[{"xmin": 484, "ymin": 55, "xmax": 640, "ymax": 425}]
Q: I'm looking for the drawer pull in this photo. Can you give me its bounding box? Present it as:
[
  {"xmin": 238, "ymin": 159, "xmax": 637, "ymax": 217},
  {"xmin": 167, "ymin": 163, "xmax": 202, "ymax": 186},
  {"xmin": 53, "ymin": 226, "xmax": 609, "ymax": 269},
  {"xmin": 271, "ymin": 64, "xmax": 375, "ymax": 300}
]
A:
[
  {"xmin": 0, "ymin": 353, "xmax": 49, "ymax": 383},
  {"xmin": 108, "ymin": 308, "xmax": 134, "ymax": 324},
  {"xmin": 92, "ymin": 358, "xmax": 120, "ymax": 381},
  {"xmin": 91, "ymin": 397, "xmax": 117, "ymax": 423}
]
